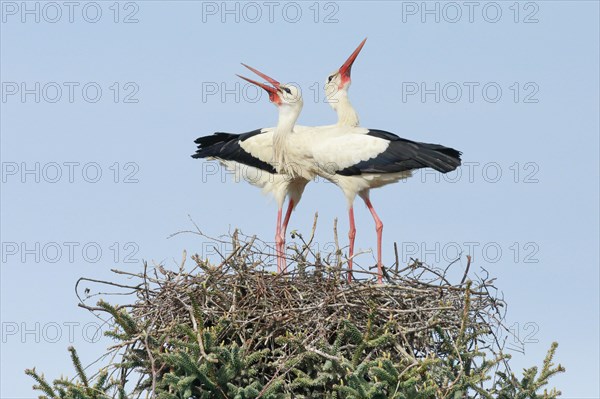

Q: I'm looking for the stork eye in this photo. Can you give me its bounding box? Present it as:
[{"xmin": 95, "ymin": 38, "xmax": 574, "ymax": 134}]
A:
[
  {"xmin": 283, "ymin": 87, "xmax": 291, "ymax": 94},
  {"xmin": 328, "ymin": 75, "xmax": 334, "ymax": 82}
]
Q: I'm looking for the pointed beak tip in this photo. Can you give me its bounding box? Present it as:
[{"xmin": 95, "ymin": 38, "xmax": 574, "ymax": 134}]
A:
[
  {"xmin": 339, "ymin": 38, "xmax": 367, "ymax": 78},
  {"xmin": 241, "ymin": 63, "xmax": 280, "ymax": 88}
]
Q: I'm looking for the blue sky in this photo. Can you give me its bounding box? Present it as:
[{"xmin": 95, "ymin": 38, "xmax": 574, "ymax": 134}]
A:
[{"xmin": 1, "ymin": 1, "xmax": 599, "ymax": 397}]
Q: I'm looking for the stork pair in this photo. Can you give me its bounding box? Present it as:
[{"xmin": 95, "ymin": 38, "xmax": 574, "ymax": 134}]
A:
[{"xmin": 193, "ymin": 39, "xmax": 462, "ymax": 284}]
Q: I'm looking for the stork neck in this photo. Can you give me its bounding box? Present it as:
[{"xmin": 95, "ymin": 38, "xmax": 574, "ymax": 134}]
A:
[
  {"xmin": 335, "ymin": 96, "xmax": 359, "ymax": 127},
  {"xmin": 275, "ymin": 105, "xmax": 300, "ymax": 134},
  {"xmin": 273, "ymin": 105, "xmax": 300, "ymax": 176}
]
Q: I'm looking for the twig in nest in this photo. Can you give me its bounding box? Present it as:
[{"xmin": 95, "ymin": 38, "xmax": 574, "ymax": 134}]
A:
[{"xmin": 460, "ymin": 255, "xmax": 472, "ymax": 285}]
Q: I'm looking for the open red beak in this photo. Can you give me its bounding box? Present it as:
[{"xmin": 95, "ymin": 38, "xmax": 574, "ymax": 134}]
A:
[
  {"xmin": 241, "ymin": 63, "xmax": 281, "ymax": 89},
  {"xmin": 237, "ymin": 74, "xmax": 276, "ymax": 95},
  {"xmin": 339, "ymin": 38, "xmax": 367, "ymax": 82},
  {"xmin": 237, "ymin": 72, "xmax": 281, "ymax": 105},
  {"xmin": 239, "ymin": 64, "xmax": 282, "ymax": 105}
]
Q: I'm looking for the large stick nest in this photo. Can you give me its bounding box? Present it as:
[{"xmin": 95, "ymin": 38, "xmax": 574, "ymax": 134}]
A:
[{"xmin": 80, "ymin": 222, "xmax": 508, "ymax": 362}]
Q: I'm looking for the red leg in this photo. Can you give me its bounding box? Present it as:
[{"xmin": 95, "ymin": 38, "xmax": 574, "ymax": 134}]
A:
[
  {"xmin": 279, "ymin": 199, "xmax": 294, "ymax": 273},
  {"xmin": 348, "ymin": 206, "xmax": 356, "ymax": 283},
  {"xmin": 275, "ymin": 207, "xmax": 283, "ymax": 273},
  {"xmin": 363, "ymin": 197, "xmax": 383, "ymax": 284}
]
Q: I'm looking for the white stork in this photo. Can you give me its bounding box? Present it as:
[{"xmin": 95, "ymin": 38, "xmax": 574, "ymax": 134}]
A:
[
  {"xmin": 310, "ymin": 38, "xmax": 462, "ymax": 284},
  {"xmin": 193, "ymin": 68, "xmax": 308, "ymax": 273}
]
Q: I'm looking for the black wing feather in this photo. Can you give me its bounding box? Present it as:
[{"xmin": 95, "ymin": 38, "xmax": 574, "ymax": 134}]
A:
[
  {"xmin": 337, "ymin": 129, "xmax": 462, "ymax": 176},
  {"xmin": 192, "ymin": 128, "xmax": 277, "ymax": 174}
]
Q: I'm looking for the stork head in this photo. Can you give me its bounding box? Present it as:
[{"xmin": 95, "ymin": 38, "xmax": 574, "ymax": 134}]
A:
[
  {"xmin": 238, "ymin": 64, "xmax": 303, "ymax": 112},
  {"xmin": 325, "ymin": 38, "xmax": 367, "ymax": 107}
]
